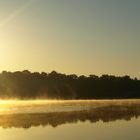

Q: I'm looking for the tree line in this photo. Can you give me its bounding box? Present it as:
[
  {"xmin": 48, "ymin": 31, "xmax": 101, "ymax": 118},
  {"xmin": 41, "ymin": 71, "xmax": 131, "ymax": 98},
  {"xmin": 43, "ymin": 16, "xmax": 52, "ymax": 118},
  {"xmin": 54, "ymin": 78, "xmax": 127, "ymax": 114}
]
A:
[{"xmin": 0, "ymin": 70, "xmax": 139, "ymax": 99}]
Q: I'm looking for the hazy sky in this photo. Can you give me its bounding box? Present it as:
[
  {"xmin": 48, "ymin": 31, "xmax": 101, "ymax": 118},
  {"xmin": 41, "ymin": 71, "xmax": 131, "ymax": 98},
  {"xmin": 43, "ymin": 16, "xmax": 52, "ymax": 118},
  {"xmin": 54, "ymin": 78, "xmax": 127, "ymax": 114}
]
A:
[{"xmin": 0, "ymin": 0, "xmax": 140, "ymax": 77}]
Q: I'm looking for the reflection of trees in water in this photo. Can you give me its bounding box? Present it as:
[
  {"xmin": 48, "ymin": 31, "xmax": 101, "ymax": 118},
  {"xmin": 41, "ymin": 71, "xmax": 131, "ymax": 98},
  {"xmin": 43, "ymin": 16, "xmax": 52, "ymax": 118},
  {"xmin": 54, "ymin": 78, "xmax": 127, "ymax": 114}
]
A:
[{"xmin": 0, "ymin": 105, "xmax": 140, "ymax": 129}]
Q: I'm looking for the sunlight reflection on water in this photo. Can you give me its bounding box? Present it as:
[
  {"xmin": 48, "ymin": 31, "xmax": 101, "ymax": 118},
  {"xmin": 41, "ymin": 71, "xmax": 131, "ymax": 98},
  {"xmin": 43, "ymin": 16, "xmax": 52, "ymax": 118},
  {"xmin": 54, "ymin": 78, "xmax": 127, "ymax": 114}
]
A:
[
  {"xmin": 0, "ymin": 100, "xmax": 139, "ymax": 140},
  {"xmin": 0, "ymin": 99, "xmax": 139, "ymax": 114}
]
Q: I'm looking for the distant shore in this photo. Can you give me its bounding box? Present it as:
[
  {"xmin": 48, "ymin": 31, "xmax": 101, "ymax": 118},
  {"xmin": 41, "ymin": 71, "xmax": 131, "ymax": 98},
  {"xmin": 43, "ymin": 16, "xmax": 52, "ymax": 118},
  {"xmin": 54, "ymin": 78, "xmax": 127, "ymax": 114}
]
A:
[{"xmin": 0, "ymin": 70, "xmax": 140, "ymax": 99}]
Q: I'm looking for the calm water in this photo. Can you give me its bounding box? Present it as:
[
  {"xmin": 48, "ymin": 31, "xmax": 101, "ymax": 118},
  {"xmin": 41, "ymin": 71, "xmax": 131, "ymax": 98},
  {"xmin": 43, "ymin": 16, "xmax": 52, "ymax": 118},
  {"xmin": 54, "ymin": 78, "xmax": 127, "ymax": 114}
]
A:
[{"xmin": 0, "ymin": 100, "xmax": 140, "ymax": 140}]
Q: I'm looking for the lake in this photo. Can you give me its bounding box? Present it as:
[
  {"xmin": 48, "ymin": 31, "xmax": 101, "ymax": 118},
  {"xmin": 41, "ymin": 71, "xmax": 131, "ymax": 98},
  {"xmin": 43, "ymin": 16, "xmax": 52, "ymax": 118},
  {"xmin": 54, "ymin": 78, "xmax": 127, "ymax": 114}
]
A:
[{"xmin": 0, "ymin": 100, "xmax": 140, "ymax": 140}]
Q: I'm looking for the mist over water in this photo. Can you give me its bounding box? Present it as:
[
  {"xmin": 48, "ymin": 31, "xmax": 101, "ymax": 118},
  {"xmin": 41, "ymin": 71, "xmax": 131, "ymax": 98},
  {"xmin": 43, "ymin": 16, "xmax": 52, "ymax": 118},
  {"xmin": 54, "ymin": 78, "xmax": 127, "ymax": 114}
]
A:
[
  {"xmin": 0, "ymin": 99, "xmax": 139, "ymax": 115},
  {"xmin": 0, "ymin": 100, "xmax": 139, "ymax": 140},
  {"xmin": 1, "ymin": 0, "xmax": 140, "ymax": 139}
]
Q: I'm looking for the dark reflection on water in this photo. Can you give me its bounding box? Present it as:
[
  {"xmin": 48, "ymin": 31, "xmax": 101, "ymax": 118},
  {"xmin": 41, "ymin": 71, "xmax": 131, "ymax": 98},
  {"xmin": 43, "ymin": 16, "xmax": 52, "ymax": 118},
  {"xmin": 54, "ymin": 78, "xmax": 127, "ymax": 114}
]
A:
[{"xmin": 1, "ymin": 105, "xmax": 140, "ymax": 129}]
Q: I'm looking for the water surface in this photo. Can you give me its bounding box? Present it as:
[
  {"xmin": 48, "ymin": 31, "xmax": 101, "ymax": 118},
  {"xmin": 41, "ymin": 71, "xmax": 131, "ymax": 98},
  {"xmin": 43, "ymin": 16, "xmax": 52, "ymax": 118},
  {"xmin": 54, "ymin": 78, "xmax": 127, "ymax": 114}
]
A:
[{"xmin": 0, "ymin": 100, "xmax": 140, "ymax": 140}]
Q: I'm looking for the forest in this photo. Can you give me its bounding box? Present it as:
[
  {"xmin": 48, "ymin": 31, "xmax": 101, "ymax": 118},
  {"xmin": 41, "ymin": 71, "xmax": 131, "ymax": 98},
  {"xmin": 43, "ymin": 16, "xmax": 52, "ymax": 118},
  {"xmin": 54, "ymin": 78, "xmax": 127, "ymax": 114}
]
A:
[{"xmin": 0, "ymin": 70, "xmax": 139, "ymax": 99}]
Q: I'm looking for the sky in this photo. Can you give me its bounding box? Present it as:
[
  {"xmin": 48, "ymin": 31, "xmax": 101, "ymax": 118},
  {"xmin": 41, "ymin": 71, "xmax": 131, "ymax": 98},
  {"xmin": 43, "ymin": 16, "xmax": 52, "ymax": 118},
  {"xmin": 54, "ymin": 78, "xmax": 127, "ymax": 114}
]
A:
[{"xmin": 0, "ymin": 0, "xmax": 140, "ymax": 77}]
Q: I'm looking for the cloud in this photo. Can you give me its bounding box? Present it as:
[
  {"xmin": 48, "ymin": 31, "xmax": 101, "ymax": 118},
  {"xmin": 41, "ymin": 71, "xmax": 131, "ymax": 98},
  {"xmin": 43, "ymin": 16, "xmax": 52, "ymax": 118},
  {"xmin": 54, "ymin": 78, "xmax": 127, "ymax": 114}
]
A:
[{"xmin": 0, "ymin": 0, "xmax": 36, "ymax": 28}]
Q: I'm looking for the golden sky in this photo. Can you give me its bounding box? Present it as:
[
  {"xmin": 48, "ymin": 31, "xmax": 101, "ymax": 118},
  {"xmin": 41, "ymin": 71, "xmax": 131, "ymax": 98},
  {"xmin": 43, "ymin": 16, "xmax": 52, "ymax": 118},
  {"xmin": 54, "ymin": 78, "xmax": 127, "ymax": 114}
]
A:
[{"xmin": 0, "ymin": 0, "xmax": 140, "ymax": 77}]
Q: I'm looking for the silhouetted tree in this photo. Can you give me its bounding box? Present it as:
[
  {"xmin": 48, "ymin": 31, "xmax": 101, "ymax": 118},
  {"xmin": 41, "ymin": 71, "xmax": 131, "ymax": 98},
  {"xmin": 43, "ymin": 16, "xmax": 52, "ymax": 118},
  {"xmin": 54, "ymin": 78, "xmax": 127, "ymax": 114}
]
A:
[{"xmin": 0, "ymin": 70, "xmax": 139, "ymax": 99}]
